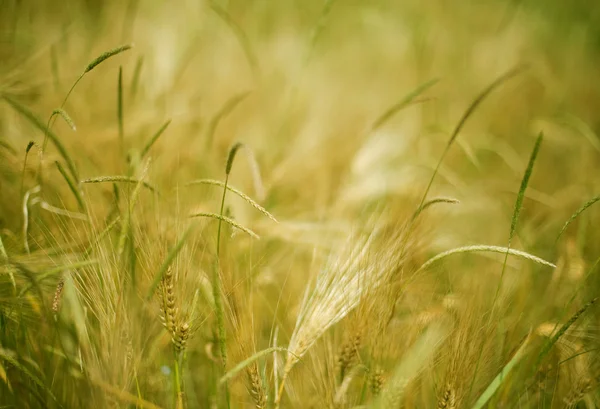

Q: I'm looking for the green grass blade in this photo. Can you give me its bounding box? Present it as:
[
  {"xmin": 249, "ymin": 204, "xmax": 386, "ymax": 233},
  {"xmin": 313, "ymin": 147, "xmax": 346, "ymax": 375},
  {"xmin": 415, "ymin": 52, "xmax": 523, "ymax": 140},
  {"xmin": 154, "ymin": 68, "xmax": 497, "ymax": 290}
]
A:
[
  {"xmin": 20, "ymin": 141, "xmax": 36, "ymax": 196},
  {"xmin": 226, "ymin": 142, "xmax": 243, "ymax": 175},
  {"xmin": 51, "ymin": 44, "xmax": 60, "ymax": 91},
  {"xmin": 130, "ymin": 56, "xmax": 144, "ymax": 98},
  {"xmin": 370, "ymin": 78, "xmax": 439, "ymax": 132},
  {"xmin": 205, "ymin": 93, "xmax": 250, "ymax": 148},
  {"xmin": 304, "ymin": 0, "xmax": 338, "ymax": 66},
  {"xmin": 557, "ymin": 195, "xmax": 600, "ymax": 241},
  {"xmin": 3, "ymin": 95, "xmax": 79, "ymax": 181},
  {"xmin": 411, "ymin": 197, "xmax": 460, "ymax": 220},
  {"xmin": 416, "ymin": 244, "xmax": 556, "ymax": 273},
  {"xmin": 84, "ymin": 44, "xmax": 132, "ymax": 74},
  {"xmin": 417, "ymin": 66, "xmax": 526, "ymax": 209},
  {"xmin": 118, "ymin": 66, "xmax": 124, "ymax": 155},
  {"xmin": 141, "ymin": 119, "xmax": 171, "ymax": 158},
  {"xmin": 81, "ymin": 176, "xmax": 156, "ymax": 193},
  {"xmin": 533, "ymin": 297, "xmax": 598, "ymax": 373},
  {"xmin": 508, "ymin": 133, "xmax": 542, "ymax": 245},
  {"xmin": 51, "ymin": 109, "xmax": 76, "ymax": 131},
  {"xmin": 470, "ymin": 335, "xmax": 530, "ymax": 409},
  {"xmin": 116, "ymin": 169, "xmax": 148, "ymax": 259},
  {"xmin": 220, "ymin": 347, "xmax": 297, "ymax": 384},
  {"xmin": 0, "ymin": 347, "xmax": 61, "ymax": 406},
  {"xmin": 493, "ymin": 133, "xmax": 543, "ymax": 304},
  {"xmin": 186, "ymin": 179, "xmax": 277, "ymax": 222},
  {"xmin": 146, "ymin": 226, "xmax": 192, "ymax": 300},
  {"xmin": 55, "ymin": 161, "xmax": 86, "ymax": 211},
  {"xmin": 0, "ymin": 140, "xmax": 17, "ymax": 155},
  {"xmin": 188, "ymin": 212, "xmax": 259, "ymax": 239}
]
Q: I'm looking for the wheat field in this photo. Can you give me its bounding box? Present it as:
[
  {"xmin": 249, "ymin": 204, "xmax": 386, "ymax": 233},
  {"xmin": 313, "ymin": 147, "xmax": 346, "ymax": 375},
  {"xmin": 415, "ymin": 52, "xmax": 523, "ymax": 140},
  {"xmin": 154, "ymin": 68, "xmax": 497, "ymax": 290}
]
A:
[{"xmin": 1, "ymin": 1, "xmax": 600, "ymax": 408}]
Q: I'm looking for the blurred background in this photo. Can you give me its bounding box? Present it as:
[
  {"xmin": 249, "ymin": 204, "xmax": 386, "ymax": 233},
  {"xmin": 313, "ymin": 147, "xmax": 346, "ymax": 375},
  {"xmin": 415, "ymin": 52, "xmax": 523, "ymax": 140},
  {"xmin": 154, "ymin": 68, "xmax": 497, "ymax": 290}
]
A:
[{"xmin": 3, "ymin": 0, "xmax": 600, "ymax": 259}]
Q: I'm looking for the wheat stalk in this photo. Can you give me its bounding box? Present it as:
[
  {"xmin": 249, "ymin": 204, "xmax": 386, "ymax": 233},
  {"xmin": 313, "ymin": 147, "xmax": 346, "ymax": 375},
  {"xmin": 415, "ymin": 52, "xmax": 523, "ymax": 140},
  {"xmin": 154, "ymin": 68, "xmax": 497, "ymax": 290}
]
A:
[{"xmin": 276, "ymin": 219, "xmax": 405, "ymax": 406}]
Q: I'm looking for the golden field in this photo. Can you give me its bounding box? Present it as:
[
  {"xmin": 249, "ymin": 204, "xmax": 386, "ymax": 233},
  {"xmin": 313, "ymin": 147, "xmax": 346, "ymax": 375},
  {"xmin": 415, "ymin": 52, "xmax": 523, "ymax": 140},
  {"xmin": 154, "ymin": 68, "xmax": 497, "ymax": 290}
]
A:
[{"xmin": 1, "ymin": 1, "xmax": 600, "ymax": 408}]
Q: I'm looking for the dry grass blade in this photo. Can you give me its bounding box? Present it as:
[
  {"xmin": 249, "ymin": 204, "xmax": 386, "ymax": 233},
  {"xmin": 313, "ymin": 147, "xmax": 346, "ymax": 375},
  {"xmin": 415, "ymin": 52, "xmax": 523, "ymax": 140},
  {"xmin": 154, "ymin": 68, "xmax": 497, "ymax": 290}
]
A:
[
  {"xmin": 416, "ymin": 244, "xmax": 556, "ymax": 273},
  {"xmin": 39, "ymin": 201, "xmax": 87, "ymax": 221},
  {"xmin": 0, "ymin": 235, "xmax": 11, "ymax": 289},
  {"xmin": 81, "ymin": 176, "xmax": 156, "ymax": 193},
  {"xmin": 88, "ymin": 376, "xmax": 164, "ymax": 409},
  {"xmin": 418, "ymin": 66, "xmax": 527, "ymax": 208},
  {"xmin": 372, "ymin": 322, "xmax": 448, "ymax": 409},
  {"xmin": 188, "ymin": 212, "xmax": 259, "ymax": 239},
  {"xmin": 0, "ymin": 235, "xmax": 7, "ymax": 260},
  {"xmin": 335, "ymin": 365, "xmax": 366, "ymax": 405},
  {"xmin": 84, "ymin": 217, "xmax": 120, "ymax": 256},
  {"xmin": 210, "ymin": 3, "xmax": 259, "ymax": 80},
  {"xmin": 3, "ymin": 95, "xmax": 79, "ymax": 181},
  {"xmin": 557, "ymin": 195, "xmax": 600, "ymax": 241},
  {"xmin": 276, "ymin": 222, "xmax": 400, "ymax": 407},
  {"xmin": 22, "ymin": 185, "xmax": 40, "ymax": 253},
  {"xmin": 186, "ymin": 179, "xmax": 277, "ymax": 222},
  {"xmin": 18, "ymin": 260, "xmax": 100, "ymax": 298},
  {"xmin": 141, "ymin": 119, "xmax": 171, "ymax": 158},
  {"xmin": 205, "ymin": 92, "xmax": 250, "ymax": 148},
  {"xmin": 370, "ymin": 78, "xmax": 439, "ymax": 132},
  {"xmin": 220, "ymin": 347, "xmax": 297, "ymax": 384},
  {"xmin": 242, "ymin": 145, "xmax": 266, "ymax": 201}
]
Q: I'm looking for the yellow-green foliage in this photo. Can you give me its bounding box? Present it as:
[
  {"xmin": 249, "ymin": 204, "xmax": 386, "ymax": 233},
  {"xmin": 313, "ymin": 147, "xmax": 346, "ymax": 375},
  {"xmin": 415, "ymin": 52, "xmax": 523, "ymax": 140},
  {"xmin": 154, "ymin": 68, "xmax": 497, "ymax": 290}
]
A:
[{"xmin": 1, "ymin": 1, "xmax": 600, "ymax": 408}]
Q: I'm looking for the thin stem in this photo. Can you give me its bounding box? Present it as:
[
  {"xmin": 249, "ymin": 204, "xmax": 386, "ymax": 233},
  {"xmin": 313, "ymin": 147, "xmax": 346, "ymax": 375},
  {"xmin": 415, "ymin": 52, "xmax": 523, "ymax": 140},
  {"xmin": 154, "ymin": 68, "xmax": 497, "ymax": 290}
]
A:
[
  {"xmin": 216, "ymin": 173, "xmax": 229, "ymax": 257},
  {"xmin": 38, "ymin": 75, "xmax": 83, "ymax": 185},
  {"xmin": 173, "ymin": 351, "xmax": 182, "ymax": 409},
  {"xmin": 214, "ymin": 173, "xmax": 230, "ymax": 408}
]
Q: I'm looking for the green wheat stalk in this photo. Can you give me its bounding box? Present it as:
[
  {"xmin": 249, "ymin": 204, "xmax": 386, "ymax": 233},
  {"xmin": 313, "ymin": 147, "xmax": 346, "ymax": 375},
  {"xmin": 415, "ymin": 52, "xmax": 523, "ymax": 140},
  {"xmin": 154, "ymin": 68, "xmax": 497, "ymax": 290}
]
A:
[
  {"xmin": 557, "ymin": 195, "xmax": 600, "ymax": 241},
  {"xmin": 141, "ymin": 120, "xmax": 171, "ymax": 158}
]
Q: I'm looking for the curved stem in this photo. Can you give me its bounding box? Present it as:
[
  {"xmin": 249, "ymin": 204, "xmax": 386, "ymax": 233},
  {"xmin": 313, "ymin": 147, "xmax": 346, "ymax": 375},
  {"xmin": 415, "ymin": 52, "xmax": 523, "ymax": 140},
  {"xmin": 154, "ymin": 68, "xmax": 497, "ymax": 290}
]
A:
[{"xmin": 38, "ymin": 75, "xmax": 83, "ymax": 186}]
